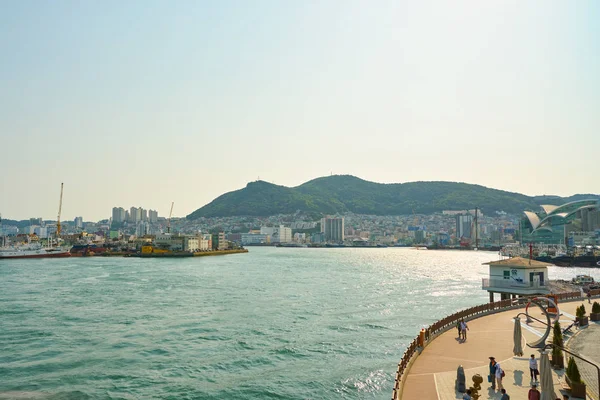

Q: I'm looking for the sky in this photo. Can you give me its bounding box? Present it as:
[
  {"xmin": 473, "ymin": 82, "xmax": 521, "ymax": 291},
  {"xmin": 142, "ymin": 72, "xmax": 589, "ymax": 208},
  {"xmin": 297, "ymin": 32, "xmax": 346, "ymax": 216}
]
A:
[{"xmin": 1, "ymin": 1, "xmax": 599, "ymax": 221}]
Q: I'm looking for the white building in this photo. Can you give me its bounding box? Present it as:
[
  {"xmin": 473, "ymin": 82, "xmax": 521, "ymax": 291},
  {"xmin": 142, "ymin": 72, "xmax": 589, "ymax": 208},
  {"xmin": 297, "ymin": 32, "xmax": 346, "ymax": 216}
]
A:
[
  {"xmin": 482, "ymin": 257, "xmax": 550, "ymax": 302},
  {"xmin": 242, "ymin": 233, "xmax": 268, "ymax": 245},
  {"xmin": 277, "ymin": 226, "xmax": 292, "ymax": 243},
  {"xmin": 261, "ymin": 226, "xmax": 291, "ymax": 243}
]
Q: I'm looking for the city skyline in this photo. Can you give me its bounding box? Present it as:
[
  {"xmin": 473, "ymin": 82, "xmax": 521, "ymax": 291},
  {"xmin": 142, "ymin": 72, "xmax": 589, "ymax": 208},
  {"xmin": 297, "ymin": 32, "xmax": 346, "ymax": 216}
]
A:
[{"xmin": 2, "ymin": 1, "xmax": 599, "ymax": 220}]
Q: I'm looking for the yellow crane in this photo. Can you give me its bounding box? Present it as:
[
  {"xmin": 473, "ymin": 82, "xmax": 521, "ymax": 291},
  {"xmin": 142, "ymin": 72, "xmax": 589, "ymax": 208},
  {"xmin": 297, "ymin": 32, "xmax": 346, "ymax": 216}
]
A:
[
  {"xmin": 167, "ymin": 202, "xmax": 174, "ymax": 233},
  {"xmin": 56, "ymin": 183, "xmax": 64, "ymax": 237}
]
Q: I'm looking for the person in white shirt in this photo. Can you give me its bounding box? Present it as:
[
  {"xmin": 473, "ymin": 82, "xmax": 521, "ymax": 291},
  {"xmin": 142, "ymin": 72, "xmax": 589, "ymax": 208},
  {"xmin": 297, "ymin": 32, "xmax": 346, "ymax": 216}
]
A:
[
  {"xmin": 529, "ymin": 354, "xmax": 539, "ymax": 381},
  {"xmin": 460, "ymin": 320, "xmax": 469, "ymax": 341},
  {"xmin": 495, "ymin": 361, "xmax": 504, "ymax": 391}
]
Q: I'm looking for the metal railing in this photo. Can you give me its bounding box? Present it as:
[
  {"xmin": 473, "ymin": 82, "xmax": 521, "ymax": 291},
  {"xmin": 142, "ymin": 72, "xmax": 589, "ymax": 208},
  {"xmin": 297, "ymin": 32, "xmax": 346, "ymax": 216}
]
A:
[{"xmin": 391, "ymin": 291, "xmax": 582, "ymax": 400}]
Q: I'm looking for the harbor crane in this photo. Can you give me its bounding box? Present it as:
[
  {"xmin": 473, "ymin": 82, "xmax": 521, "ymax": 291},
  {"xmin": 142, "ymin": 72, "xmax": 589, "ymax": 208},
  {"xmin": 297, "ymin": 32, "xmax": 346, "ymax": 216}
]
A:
[
  {"xmin": 56, "ymin": 183, "xmax": 64, "ymax": 237},
  {"xmin": 167, "ymin": 202, "xmax": 174, "ymax": 233}
]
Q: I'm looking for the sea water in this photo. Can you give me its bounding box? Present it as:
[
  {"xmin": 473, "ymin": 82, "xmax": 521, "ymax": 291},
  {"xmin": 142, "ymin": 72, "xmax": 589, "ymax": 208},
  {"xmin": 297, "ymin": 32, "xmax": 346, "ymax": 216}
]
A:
[{"xmin": 1, "ymin": 247, "xmax": 598, "ymax": 399}]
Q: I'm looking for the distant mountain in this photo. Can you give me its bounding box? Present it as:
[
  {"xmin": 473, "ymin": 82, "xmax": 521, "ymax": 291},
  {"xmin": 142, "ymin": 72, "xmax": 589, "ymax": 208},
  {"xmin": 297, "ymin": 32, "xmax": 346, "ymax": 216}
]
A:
[{"xmin": 186, "ymin": 175, "xmax": 600, "ymax": 219}]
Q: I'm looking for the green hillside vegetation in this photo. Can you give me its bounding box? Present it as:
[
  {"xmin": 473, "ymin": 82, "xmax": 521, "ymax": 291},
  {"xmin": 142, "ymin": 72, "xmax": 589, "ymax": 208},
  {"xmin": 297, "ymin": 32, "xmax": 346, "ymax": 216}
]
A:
[{"xmin": 186, "ymin": 175, "xmax": 599, "ymax": 219}]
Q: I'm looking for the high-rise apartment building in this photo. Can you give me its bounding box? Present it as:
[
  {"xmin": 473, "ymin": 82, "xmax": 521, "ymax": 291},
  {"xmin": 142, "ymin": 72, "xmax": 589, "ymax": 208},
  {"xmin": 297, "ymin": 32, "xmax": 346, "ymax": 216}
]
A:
[
  {"xmin": 456, "ymin": 214, "xmax": 473, "ymax": 239},
  {"xmin": 112, "ymin": 207, "xmax": 126, "ymax": 223},
  {"xmin": 149, "ymin": 210, "xmax": 158, "ymax": 223},
  {"xmin": 321, "ymin": 217, "xmax": 345, "ymax": 242},
  {"xmin": 130, "ymin": 207, "xmax": 142, "ymax": 223},
  {"xmin": 74, "ymin": 216, "xmax": 83, "ymax": 229}
]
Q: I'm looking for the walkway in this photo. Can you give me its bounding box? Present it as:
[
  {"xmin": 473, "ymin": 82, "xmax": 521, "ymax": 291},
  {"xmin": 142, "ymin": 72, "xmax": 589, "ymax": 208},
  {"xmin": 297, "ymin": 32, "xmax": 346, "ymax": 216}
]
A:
[
  {"xmin": 569, "ymin": 322, "xmax": 600, "ymax": 400},
  {"xmin": 400, "ymin": 300, "xmax": 596, "ymax": 400}
]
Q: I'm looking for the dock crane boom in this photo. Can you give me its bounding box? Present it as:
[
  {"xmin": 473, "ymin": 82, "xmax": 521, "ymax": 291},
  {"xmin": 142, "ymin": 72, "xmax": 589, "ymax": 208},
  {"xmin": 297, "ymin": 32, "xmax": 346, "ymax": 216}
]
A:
[
  {"xmin": 56, "ymin": 183, "xmax": 64, "ymax": 237},
  {"xmin": 167, "ymin": 202, "xmax": 174, "ymax": 233}
]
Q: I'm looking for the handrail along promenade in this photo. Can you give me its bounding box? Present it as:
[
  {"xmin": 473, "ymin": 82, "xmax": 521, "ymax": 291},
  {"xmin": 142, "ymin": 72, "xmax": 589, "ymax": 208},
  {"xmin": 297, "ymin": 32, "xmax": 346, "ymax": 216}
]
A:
[{"xmin": 391, "ymin": 290, "xmax": 587, "ymax": 400}]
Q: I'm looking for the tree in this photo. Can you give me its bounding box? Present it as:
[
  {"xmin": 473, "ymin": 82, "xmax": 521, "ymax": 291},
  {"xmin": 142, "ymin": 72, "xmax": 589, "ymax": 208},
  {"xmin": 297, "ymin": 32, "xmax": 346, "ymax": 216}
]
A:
[
  {"xmin": 552, "ymin": 320, "xmax": 564, "ymax": 368},
  {"xmin": 592, "ymin": 301, "xmax": 600, "ymax": 314},
  {"xmin": 567, "ymin": 357, "xmax": 583, "ymax": 384}
]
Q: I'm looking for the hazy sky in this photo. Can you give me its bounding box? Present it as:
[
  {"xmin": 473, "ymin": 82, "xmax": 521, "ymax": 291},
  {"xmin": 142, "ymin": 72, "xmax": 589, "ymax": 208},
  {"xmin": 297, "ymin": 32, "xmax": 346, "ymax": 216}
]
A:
[{"xmin": 1, "ymin": 1, "xmax": 599, "ymax": 221}]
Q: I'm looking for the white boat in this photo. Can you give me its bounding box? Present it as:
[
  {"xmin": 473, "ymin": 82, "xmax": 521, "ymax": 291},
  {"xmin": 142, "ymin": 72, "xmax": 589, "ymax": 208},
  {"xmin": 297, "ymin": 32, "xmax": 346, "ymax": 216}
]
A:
[{"xmin": 0, "ymin": 243, "xmax": 71, "ymax": 259}]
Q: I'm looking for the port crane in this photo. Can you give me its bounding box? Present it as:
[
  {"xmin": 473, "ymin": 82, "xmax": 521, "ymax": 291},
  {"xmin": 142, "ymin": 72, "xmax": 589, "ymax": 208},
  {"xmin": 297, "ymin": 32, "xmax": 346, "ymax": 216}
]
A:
[
  {"xmin": 167, "ymin": 202, "xmax": 174, "ymax": 233},
  {"xmin": 56, "ymin": 183, "xmax": 64, "ymax": 237}
]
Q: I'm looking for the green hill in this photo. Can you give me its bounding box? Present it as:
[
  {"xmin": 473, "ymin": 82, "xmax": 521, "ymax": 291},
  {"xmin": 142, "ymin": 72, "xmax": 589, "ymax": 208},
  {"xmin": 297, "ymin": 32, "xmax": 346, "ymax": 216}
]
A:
[{"xmin": 186, "ymin": 175, "xmax": 599, "ymax": 219}]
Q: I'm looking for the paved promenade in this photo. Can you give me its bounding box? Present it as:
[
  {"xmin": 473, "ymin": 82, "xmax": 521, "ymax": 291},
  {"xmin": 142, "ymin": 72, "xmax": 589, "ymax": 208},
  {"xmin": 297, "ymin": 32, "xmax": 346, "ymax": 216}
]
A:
[
  {"xmin": 400, "ymin": 300, "xmax": 597, "ymax": 400},
  {"xmin": 569, "ymin": 323, "xmax": 600, "ymax": 400}
]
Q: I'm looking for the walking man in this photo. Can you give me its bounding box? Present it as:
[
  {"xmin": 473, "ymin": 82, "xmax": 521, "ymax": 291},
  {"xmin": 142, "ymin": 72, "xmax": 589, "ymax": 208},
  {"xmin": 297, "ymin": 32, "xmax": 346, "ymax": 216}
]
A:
[
  {"xmin": 529, "ymin": 354, "xmax": 539, "ymax": 382},
  {"xmin": 500, "ymin": 388, "xmax": 510, "ymax": 400},
  {"xmin": 489, "ymin": 357, "xmax": 497, "ymax": 390}
]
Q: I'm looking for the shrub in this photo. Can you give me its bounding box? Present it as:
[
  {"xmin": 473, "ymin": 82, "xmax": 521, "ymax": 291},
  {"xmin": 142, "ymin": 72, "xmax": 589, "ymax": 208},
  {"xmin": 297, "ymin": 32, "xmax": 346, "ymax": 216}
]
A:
[
  {"xmin": 592, "ymin": 301, "xmax": 600, "ymax": 314},
  {"xmin": 552, "ymin": 321, "xmax": 564, "ymax": 368},
  {"xmin": 576, "ymin": 304, "xmax": 586, "ymax": 318},
  {"xmin": 567, "ymin": 357, "xmax": 583, "ymax": 384}
]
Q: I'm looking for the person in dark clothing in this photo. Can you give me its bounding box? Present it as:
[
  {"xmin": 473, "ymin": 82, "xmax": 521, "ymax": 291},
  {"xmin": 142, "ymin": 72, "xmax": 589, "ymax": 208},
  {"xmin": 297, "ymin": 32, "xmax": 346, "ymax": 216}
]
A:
[
  {"xmin": 500, "ymin": 388, "xmax": 510, "ymax": 400},
  {"xmin": 488, "ymin": 357, "xmax": 497, "ymax": 389}
]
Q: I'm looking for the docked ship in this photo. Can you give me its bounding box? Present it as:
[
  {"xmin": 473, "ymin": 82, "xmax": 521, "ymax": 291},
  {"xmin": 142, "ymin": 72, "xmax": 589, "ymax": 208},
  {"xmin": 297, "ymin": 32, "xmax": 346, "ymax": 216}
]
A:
[{"xmin": 0, "ymin": 243, "xmax": 71, "ymax": 259}]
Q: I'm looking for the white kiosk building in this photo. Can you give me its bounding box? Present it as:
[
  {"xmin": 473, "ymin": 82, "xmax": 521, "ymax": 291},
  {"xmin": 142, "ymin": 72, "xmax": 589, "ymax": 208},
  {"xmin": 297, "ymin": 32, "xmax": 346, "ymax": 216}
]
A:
[{"xmin": 482, "ymin": 257, "xmax": 550, "ymax": 302}]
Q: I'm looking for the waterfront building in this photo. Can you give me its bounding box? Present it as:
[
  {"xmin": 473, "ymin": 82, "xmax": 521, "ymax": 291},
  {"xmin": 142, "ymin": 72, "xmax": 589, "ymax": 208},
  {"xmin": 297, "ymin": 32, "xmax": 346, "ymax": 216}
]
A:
[
  {"xmin": 414, "ymin": 229, "xmax": 426, "ymax": 244},
  {"xmin": 241, "ymin": 233, "xmax": 268, "ymax": 245},
  {"xmin": 311, "ymin": 232, "xmax": 325, "ymax": 243},
  {"xmin": 276, "ymin": 226, "xmax": 292, "ymax": 243},
  {"xmin": 481, "ymin": 257, "xmax": 550, "ymax": 302},
  {"xmin": 294, "ymin": 232, "xmax": 306, "ymax": 243},
  {"xmin": 321, "ymin": 217, "xmax": 345, "ymax": 242},
  {"xmin": 259, "ymin": 225, "xmax": 291, "ymax": 243},
  {"xmin": 212, "ymin": 232, "xmax": 227, "ymax": 250},
  {"xmin": 520, "ymin": 199, "xmax": 600, "ymax": 244}
]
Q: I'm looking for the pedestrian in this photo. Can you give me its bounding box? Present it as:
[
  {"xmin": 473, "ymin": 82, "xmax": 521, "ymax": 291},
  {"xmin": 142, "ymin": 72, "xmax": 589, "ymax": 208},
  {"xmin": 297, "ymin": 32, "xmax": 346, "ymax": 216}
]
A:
[
  {"xmin": 457, "ymin": 320, "xmax": 461, "ymax": 338},
  {"xmin": 528, "ymin": 384, "xmax": 541, "ymax": 400},
  {"xmin": 460, "ymin": 319, "xmax": 469, "ymax": 341},
  {"xmin": 462, "ymin": 389, "xmax": 472, "ymax": 400},
  {"xmin": 488, "ymin": 357, "xmax": 497, "ymax": 389},
  {"xmin": 529, "ymin": 354, "xmax": 539, "ymax": 382},
  {"xmin": 588, "ymin": 291, "xmax": 592, "ymax": 304},
  {"xmin": 495, "ymin": 361, "xmax": 504, "ymax": 391},
  {"xmin": 500, "ymin": 388, "xmax": 510, "ymax": 400}
]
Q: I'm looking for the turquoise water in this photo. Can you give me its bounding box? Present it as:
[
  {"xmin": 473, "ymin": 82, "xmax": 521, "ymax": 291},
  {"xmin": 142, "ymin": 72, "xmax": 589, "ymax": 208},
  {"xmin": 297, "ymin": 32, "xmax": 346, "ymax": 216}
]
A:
[{"xmin": 2, "ymin": 248, "xmax": 599, "ymax": 399}]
